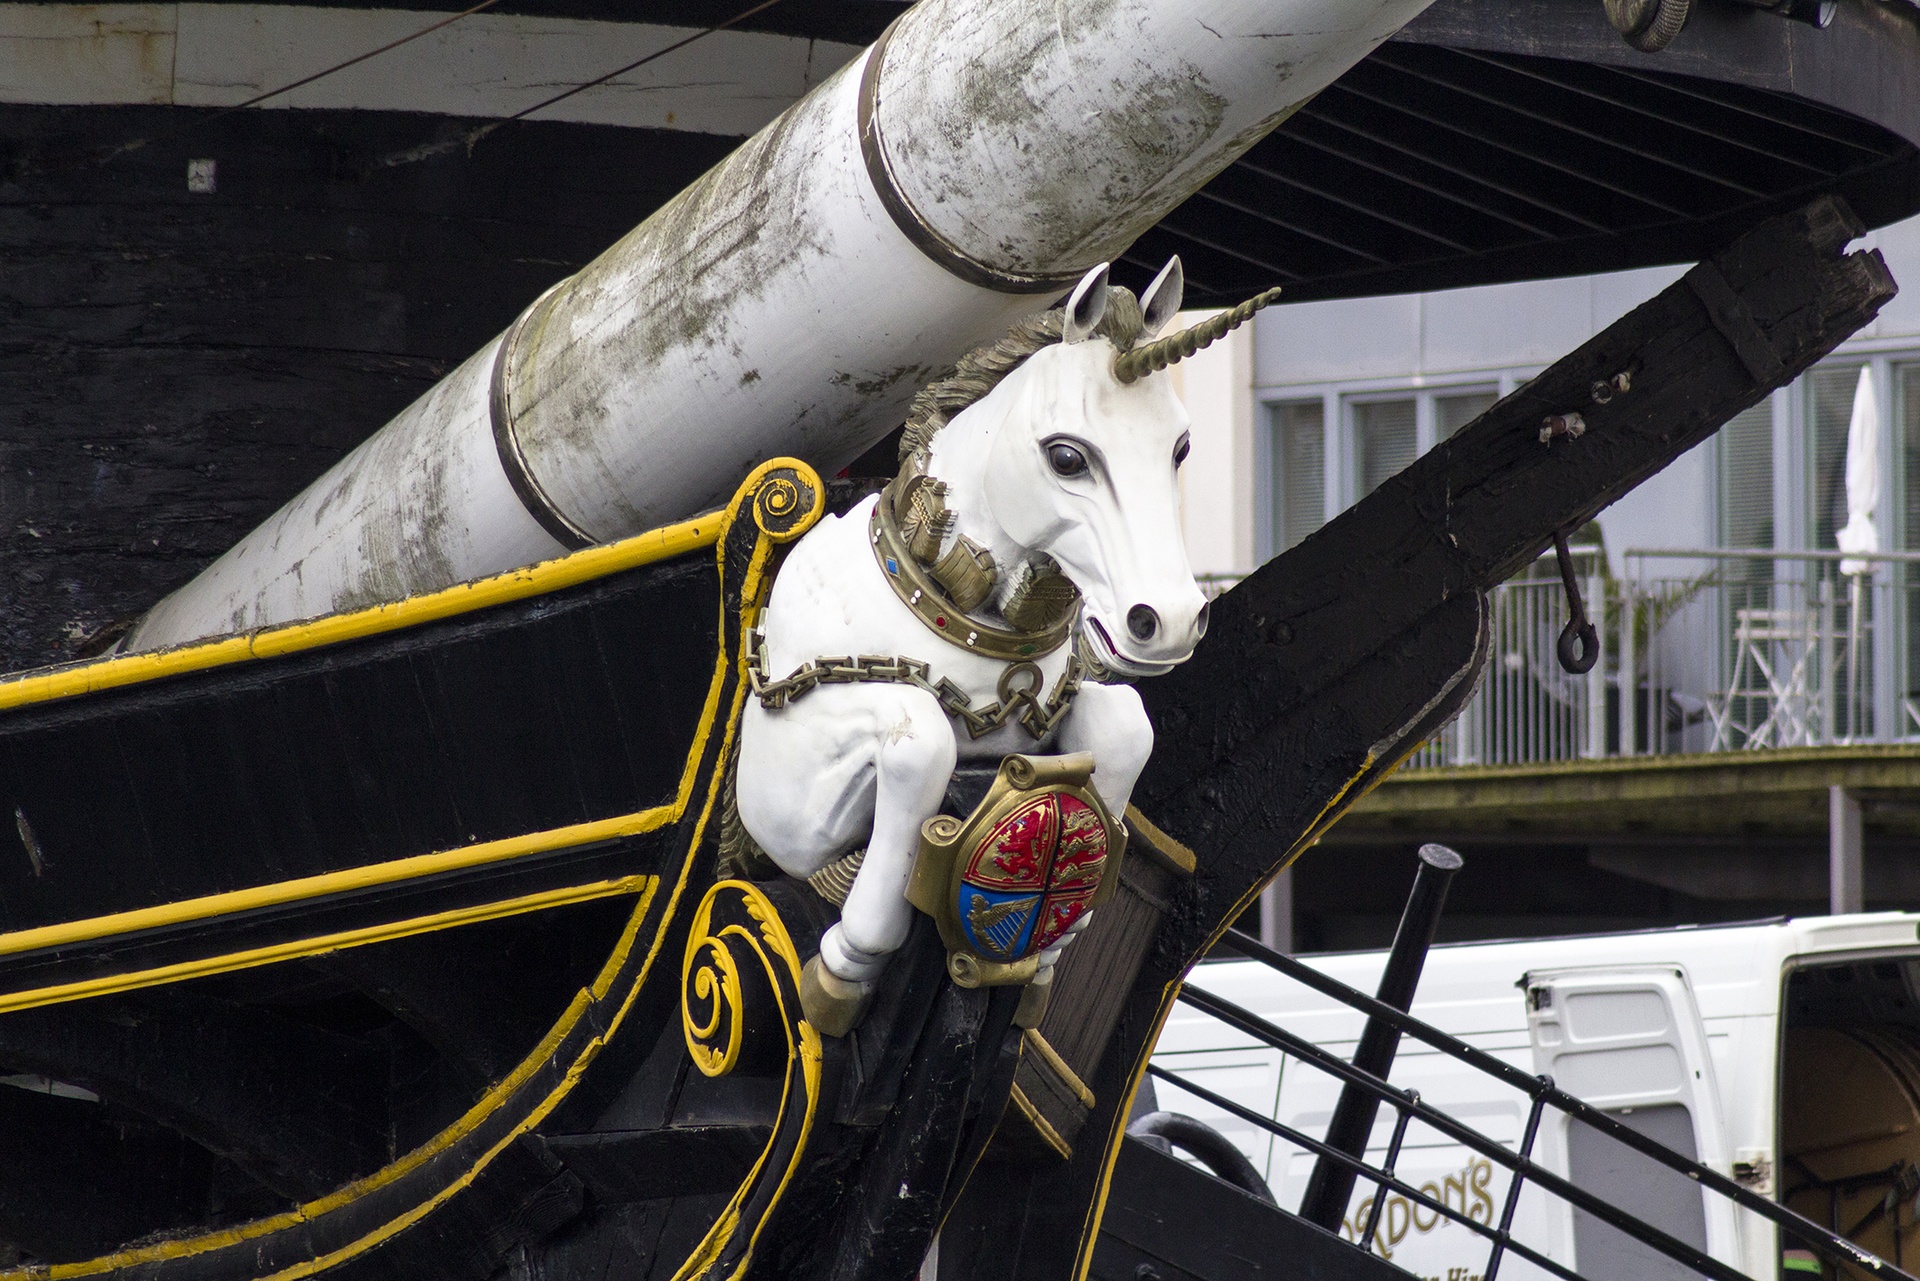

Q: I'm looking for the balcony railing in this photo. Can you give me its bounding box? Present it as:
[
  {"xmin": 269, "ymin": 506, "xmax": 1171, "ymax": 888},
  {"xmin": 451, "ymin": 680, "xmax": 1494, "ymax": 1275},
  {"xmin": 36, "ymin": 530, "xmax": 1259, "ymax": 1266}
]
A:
[
  {"xmin": 1200, "ymin": 548, "xmax": 1920, "ymax": 769},
  {"xmin": 1434, "ymin": 546, "xmax": 1920, "ymax": 767}
]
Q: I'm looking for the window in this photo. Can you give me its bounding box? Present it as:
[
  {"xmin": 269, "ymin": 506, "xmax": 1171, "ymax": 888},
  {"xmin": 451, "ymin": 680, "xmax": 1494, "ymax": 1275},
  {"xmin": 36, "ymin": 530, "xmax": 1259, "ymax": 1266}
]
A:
[
  {"xmin": 1902, "ymin": 364, "xmax": 1920, "ymax": 555},
  {"xmin": 1263, "ymin": 385, "xmax": 1504, "ymax": 559},
  {"xmin": 1436, "ymin": 389, "xmax": 1498, "ymax": 440},
  {"xmin": 1351, "ymin": 398, "xmax": 1415, "ymax": 500},
  {"xmin": 1271, "ymin": 400, "xmax": 1324, "ymax": 553},
  {"xmin": 1718, "ymin": 402, "xmax": 1774, "ymax": 552}
]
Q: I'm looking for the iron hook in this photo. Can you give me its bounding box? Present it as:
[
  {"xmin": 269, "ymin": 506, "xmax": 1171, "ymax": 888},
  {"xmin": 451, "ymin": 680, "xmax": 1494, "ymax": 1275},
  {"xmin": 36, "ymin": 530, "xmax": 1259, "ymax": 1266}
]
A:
[{"xmin": 1552, "ymin": 530, "xmax": 1599, "ymax": 675}]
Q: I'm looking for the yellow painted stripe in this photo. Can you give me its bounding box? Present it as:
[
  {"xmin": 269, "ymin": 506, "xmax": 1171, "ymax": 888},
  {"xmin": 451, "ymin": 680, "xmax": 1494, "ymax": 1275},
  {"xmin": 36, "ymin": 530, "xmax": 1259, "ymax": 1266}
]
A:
[
  {"xmin": 247, "ymin": 654, "xmax": 755, "ymax": 1281},
  {"xmin": 1022, "ymin": 1028, "xmax": 1096, "ymax": 1110},
  {"xmin": 34, "ymin": 871, "xmax": 666, "ymax": 1279},
  {"xmin": 0, "ymin": 875, "xmax": 654, "ymax": 1016},
  {"xmin": 0, "ymin": 803, "xmax": 675, "ymax": 960},
  {"xmin": 0, "ymin": 510, "xmax": 722, "ymax": 714},
  {"xmin": 13, "ymin": 459, "xmax": 818, "ymax": 1280},
  {"xmin": 1008, "ymin": 1083, "xmax": 1073, "ymax": 1160}
]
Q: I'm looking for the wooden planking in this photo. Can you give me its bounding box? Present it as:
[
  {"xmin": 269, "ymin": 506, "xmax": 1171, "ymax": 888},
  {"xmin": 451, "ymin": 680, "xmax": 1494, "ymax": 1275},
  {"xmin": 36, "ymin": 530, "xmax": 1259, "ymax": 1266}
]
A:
[{"xmin": 0, "ymin": 558, "xmax": 715, "ymax": 934}]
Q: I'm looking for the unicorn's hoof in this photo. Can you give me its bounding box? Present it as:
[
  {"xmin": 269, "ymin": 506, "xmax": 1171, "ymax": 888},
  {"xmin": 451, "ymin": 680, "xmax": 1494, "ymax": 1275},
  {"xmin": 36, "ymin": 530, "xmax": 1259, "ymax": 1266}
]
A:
[
  {"xmin": 801, "ymin": 954, "xmax": 874, "ymax": 1037},
  {"xmin": 1014, "ymin": 973, "xmax": 1054, "ymax": 1030}
]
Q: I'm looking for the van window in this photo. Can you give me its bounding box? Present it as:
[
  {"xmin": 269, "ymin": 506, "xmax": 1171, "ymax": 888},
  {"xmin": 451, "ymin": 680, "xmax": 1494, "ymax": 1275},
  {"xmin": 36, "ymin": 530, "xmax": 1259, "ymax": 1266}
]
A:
[
  {"xmin": 1568, "ymin": 1103, "xmax": 1709, "ymax": 1281},
  {"xmin": 1781, "ymin": 958, "xmax": 1920, "ymax": 1271}
]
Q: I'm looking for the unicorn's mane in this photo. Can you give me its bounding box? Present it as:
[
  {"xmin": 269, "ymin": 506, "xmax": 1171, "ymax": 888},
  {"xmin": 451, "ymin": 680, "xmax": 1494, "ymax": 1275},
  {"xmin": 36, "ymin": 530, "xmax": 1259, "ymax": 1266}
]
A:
[{"xmin": 899, "ymin": 287, "xmax": 1148, "ymax": 459}]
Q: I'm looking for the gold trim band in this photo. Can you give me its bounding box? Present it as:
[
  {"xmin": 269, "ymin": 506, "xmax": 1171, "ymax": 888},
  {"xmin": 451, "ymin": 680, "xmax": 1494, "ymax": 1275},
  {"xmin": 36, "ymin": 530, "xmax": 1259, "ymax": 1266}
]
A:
[
  {"xmin": 0, "ymin": 511, "xmax": 722, "ymax": 714},
  {"xmin": 1123, "ymin": 805, "xmax": 1198, "ymax": 877},
  {"xmin": 869, "ymin": 488, "xmax": 1072, "ymax": 662},
  {"xmin": 0, "ymin": 875, "xmax": 654, "ymax": 1016},
  {"xmin": 1009, "ymin": 1083, "xmax": 1074, "ymax": 1160},
  {"xmin": 8, "ymin": 460, "xmax": 821, "ymax": 1281},
  {"xmin": 1022, "ymin": 1028, "xmax": 1096, "ymax": 1110},
  {"xmin": 0, "ymin": 804, "xmax": 674, "ymax": 961}
]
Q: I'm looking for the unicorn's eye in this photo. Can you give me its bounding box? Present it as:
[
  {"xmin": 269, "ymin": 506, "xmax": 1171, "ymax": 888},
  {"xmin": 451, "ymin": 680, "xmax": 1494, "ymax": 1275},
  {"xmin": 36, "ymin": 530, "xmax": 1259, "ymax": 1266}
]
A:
[
  {"xmin": 1174, "ymin": 433, "xmax": 1191, "ymax": 467},
  {"xmin": 1047, "ymin": 442, "xmax": 1089, "ymax": 477}
]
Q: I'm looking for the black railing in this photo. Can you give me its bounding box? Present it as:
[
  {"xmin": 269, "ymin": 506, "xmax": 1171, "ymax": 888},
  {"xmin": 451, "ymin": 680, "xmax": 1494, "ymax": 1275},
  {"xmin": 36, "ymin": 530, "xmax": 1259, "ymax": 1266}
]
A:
[
  {"xmin": 1299, "ymin": 842, "xmax": 1462, "ymax": 1230},
  {"xmin": 1149, "ymin": 927, "xmax": 1911, "ymax": 1281}
]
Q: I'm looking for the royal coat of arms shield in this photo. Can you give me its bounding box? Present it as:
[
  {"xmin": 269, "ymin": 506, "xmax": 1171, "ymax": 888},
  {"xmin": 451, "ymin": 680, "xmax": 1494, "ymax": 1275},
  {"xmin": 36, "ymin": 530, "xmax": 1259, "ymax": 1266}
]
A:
[{"xmin": 906, "ymin": 752, "xmax": 1124, "ymax": 987}]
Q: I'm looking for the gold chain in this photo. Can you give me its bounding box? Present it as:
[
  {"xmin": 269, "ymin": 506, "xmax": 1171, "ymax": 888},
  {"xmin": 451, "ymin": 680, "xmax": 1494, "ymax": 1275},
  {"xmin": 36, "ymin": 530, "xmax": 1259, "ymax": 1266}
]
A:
[{"xmin": 746, "ymin": 630, "xmax": 1085, "ymax": 741}]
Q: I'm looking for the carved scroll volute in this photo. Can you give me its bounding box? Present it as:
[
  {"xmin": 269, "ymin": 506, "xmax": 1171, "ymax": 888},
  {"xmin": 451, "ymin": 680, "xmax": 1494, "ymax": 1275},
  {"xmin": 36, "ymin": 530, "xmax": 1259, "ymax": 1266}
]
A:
[{"xmin": 681, "ymin": 880, "xmax": 803, "ymax": 1078}]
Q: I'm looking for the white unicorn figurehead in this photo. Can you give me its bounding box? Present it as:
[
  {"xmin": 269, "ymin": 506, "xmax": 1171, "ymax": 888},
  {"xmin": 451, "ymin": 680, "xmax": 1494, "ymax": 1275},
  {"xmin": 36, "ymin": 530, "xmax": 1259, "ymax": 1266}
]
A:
[
  {"xmin": 896, "ymin": 257, "xmax": 1279, "ymax": 677},
  {"xmin": 739, "ymin": 258, "xmax": 1284, "ymax": 1034}
]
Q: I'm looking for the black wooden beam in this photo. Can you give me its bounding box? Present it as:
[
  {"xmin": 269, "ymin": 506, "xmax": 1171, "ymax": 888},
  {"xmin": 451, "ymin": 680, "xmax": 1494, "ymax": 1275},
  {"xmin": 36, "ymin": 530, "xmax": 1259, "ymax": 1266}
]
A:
[
  {"xmin": 949, "ymin": 195, "xmax": 1895, "ymax": 1279},
  {"xmin": 0, "ymin": 1084, "xmax": 222, "ymax": 1262}
]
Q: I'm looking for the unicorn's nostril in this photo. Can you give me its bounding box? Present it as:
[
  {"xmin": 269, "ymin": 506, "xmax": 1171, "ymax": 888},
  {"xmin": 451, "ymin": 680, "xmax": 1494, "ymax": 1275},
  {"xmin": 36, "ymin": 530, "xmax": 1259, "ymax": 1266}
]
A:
[
  {"xmin": 1195, "ymin": 600, "xmax": 1210, "ymax": 638},
  {"xmin": 1127, "ymin": 605, "xmax": 1159, "ymax": 642}
]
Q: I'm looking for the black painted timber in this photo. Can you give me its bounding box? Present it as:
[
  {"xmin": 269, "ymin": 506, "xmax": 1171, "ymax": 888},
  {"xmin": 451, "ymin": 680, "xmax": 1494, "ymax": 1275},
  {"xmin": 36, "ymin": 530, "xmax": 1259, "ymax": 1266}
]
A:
[
  {"xmin": 1092, "ymin": 1139, "xmax": 1412, "ymax": 1281},
  {"xmin": 0, "ymin": 505, "xmax": 732, "ymax": 1267}
]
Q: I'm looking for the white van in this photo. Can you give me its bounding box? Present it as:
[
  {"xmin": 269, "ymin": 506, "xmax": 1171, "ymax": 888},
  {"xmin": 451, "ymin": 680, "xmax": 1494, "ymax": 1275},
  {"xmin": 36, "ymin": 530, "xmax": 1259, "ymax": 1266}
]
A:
[{"xmin": 1149, "ymin": 913, "xmax": 1920, "ymax": 1281}]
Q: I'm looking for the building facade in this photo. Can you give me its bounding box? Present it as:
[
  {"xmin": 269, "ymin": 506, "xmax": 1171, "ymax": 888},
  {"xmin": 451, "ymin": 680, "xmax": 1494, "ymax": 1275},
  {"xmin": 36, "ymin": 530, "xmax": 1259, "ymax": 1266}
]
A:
[{"xmin": 1172, "ymin": 213, "xmax": 1920, "ymax": 950}]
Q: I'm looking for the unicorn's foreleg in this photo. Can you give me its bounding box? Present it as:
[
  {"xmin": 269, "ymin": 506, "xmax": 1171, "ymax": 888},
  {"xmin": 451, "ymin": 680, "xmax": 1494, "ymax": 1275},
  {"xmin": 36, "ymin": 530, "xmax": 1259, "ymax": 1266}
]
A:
[
  {"xmin": 810, "ymin": 687, "xmax": 957, "ymax": 1026},
  {"xmin": 1032, "ymin": 681, "xmax": 1155, "ymax": 981},
  {"xmin": 1056, "ymin": 680, "xmax": 1153, "ymax": 818}
]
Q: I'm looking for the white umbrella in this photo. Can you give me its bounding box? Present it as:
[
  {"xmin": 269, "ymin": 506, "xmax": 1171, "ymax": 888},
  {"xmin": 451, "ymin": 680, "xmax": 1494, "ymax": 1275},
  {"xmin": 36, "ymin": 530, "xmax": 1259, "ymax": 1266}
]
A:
[
  {"xmin": 1836, "ymin": 365, "xmax": 1880, "ymax": 576},
  {"xmin": 1834, "ymin": 366, "xmax": 1880, "ymax": 740}
]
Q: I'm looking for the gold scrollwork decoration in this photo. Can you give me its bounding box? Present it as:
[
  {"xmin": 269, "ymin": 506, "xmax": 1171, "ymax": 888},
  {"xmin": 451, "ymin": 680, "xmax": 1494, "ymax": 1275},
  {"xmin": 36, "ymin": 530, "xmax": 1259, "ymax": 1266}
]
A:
[
  {"xmin": 683, "ymin": 929, "xmax": 746, "ymax": 1078},
  {"xmin": 670, "ymin": 880, "xmax": 822, "ymax": 1281},
  {"xmin": 751, "ymin": 466, "xmax": 819, "ymax": 542},
  {"xmin": 681, "ymin": 879, "xmax": 811, "ymax": 1082}
]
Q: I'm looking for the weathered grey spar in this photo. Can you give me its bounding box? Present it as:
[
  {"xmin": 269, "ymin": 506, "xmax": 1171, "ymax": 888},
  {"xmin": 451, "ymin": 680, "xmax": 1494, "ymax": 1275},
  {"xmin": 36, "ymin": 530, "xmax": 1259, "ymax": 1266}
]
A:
[{"xmin": 127, "ymin": 0, "xmax": 1429, "ymax": 649}]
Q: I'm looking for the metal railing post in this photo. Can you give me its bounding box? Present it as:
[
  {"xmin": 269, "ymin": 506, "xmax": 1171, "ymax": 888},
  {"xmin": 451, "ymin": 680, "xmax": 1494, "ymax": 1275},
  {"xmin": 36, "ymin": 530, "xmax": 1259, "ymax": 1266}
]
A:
[
  {"xmin": 1297, "ymin": 843, "xmax": 1464, "ymax": 1231},
  {"xmin": 1399, "ymin": 546, "xmax": 1920, "ymax": 770},
  {"xmin": 1586, "ymin": 569, "xmax": 1606, "ymax": 758},
  {"xmin": 1821, "ymin": 573, "xmax": 1837, "ymax": 743},
  {"xmin": 1484, "ymin": 1085, "xmax": 1552, "ymax": 1281},
  {"xmin": 1358, "ymin": 1096, "xmax": 1417, "ymax": 1252},
  {"xmin": 1620, "ymin": 584, "xmax": 1637, "ymax": 757}
]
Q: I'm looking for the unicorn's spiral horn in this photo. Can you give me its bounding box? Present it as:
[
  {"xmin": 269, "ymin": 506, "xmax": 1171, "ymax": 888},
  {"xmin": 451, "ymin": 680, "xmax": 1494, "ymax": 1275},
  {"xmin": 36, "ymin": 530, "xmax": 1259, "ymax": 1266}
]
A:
[{"xmin": 1112, "ymin": 286, "xmax": 1284, "ymax": 384}]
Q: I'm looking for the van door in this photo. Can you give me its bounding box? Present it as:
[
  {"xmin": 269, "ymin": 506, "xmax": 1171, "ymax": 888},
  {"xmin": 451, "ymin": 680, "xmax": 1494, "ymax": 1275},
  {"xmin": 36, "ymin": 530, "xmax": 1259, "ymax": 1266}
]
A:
[{"xmin": 1523, "ymin": 966, "xmax": 1741, "ymax": 1280}]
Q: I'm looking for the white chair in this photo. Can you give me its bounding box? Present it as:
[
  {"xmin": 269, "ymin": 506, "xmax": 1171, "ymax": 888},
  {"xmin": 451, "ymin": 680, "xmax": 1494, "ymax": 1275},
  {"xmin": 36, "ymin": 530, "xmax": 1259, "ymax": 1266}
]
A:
[{"xmin": 1708, "ymin": 607, "xmax": 1823, "ymax": 749}]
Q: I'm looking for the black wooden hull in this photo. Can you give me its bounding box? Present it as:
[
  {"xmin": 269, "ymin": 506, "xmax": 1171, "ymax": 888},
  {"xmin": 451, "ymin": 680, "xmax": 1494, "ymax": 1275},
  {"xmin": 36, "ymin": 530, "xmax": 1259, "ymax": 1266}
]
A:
[{"xmin": 0, "ymin": 462, "xmax": 804, "ymax": 1277}]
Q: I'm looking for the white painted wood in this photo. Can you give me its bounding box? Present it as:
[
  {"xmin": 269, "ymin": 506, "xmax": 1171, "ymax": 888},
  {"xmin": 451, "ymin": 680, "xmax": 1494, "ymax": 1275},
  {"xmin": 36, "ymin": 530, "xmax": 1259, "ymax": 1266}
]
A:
[
  {"xmin": 0, "ymin": 5, "xmax": 176, "ymax": 106},
  {"xmin": 131, "ymin": 0, "xmax": 1437, "ymax": 647},
  {"xmin": 170, "ymin": 6, "xmax": 859, "ymax": 136}
]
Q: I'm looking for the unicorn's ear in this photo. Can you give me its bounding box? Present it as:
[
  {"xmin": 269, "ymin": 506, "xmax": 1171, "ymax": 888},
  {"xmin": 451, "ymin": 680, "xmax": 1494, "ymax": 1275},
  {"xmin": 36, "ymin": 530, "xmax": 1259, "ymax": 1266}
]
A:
[
  {"xmin": 1061, "ymin": 263, "xmax": 1111, "ymax": 344},
  {"xmin": 1140, "ymin": 256, "xmax": 1185, "ymax": 339}
]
